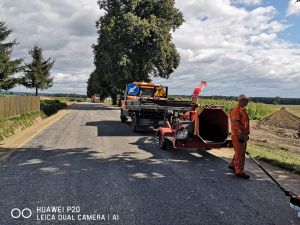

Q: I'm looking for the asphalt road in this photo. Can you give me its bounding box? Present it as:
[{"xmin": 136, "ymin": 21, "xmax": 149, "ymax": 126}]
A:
[{"xmin": 0, "ymin": 103, "xmax": 299, "ymax": 225}]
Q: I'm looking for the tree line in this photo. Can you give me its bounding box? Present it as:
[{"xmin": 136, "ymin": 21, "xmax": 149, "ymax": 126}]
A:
[
  {"xmin": 0, "ymin": 21, "xmax": 54, "ymax": 96},
  {"xmin": 87, "ymin": 0, "xmax": 184, "ymax": 104}
]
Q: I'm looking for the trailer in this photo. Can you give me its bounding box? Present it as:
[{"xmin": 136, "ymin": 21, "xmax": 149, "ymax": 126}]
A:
[{"xmin": 120, "ymin": 82, "xmax": 195, "ymax": 132}]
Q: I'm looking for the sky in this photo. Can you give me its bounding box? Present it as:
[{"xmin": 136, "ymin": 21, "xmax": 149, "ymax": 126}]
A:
[{"xmin": 0, "ymin": 0, "xmax": 300, "ymax": 97}]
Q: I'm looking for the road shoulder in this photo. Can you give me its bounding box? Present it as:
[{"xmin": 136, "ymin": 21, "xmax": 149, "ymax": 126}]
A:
[
  {"xmin": 209, "ymin": 148, "xmax": 300, "ymax": 193},
  {"xmin": 0, "ymin": 107, "xmax": 72, "ymax": 161}
]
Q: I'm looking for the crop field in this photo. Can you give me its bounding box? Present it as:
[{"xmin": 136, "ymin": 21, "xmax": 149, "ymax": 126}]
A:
[
  {"xmin": 281, "ymin": 105, "xmax": 300, "ymax": 118},
  {"xmin": 197, "ymin": 99, "xmax": 280, "ymax": 120},
  {"xmin": 195, "ymin": 99, "xmax": 299, "ymax": 173}
]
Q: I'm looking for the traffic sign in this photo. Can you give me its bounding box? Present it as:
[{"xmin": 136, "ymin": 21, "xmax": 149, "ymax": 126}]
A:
[{"xmin": 127, "ymin": 83, "xmax": 139, "ymax": 96}]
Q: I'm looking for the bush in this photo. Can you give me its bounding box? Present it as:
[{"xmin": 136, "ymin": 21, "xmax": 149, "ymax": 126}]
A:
[{"xmin": 40, "ymin": 99, "xmax": 67, "ymax": 117}]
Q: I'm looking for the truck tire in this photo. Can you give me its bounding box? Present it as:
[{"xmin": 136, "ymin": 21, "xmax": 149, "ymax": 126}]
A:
[
  {"xmin": 131, "ymin": 114, "xmax": 139, "ymax": 132},
  {"xmin": 120, "ymin": 115, "xmax": 127, "ymax": 123},
  {"xmin": 121, "ymin": 116, "xmax": 127, "ymax": 123},
  {"xmin": 120, "ymin": 110, "xmax": 127, "ymax": 123},
  {"xmin": 166, "ymin": 140, "xmax": 174, "ymax": 151},
  {"xmin": 158, "ymin": 133, "xmax": 166, "ymax": 150}
]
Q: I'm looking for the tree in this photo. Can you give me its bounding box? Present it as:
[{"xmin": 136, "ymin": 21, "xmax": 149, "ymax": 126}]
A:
[
  {"xmin": 22, "ymin": 45, "xmax": 54, "ymax": 96},
  {"xmin": 87, "ymin": 70, "xmax": 110, "ymax": 100},
  {"xmin": 92, "ymin": 0, "xmax": 184, "ymax": 104},
  {"xmin": 0, "ymin": 21, "xmax": 23, "ymax": 91}
]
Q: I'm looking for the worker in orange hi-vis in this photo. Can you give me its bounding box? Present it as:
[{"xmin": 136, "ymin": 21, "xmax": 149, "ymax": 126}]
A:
[{"xmin": 229, "ymin": 94, "xmax": 251, "ymax": 179}]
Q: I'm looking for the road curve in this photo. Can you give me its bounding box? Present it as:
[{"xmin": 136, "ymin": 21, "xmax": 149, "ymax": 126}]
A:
[{"xmin": 0, "ymin": 103, "xmax": 298, "ymax": 225}]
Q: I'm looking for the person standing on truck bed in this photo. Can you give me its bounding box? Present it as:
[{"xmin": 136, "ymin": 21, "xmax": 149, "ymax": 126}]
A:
[{"xmin": 229, "ymin": 94, "xmax": 251, "ymax": 179}]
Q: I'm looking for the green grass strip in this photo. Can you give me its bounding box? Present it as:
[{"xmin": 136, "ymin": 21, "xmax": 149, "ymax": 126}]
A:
[
  {"xmin": 248, "ymin": 143, "xmax": 300, "ymax": 174},
  {"xmin": 0, "ymin": 111, "xmax": 42, "ymax": 141},
  {"xmin": 0, "ymin": 99, "xmax": 67, "ymax": 141}
]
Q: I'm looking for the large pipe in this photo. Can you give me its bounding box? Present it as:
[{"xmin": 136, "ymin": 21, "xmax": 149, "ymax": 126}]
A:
[{"xmin": 196, "ymin": 108, "xmax": 229, "ymax": 144}]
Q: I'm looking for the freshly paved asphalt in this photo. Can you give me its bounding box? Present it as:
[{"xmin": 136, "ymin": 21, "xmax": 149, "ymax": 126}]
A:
[{"xmin": 0, "ymin": 103, "xmax": 299, "ymax": 225}]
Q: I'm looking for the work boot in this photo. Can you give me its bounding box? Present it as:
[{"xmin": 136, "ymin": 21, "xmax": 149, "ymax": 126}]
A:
[
  {"xmin": 228, "ymin": 165, "xmax": 235, "ymax": 172},
  {"xmin": 236, "ymin": 173, "xmax": 250, "ymax": 179}
]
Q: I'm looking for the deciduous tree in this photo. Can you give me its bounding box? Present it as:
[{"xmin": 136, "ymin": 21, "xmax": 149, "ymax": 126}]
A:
[
  {"xmin": 87, "ymin": 70, "xmax": 110, "ymax": 100},
  {"xmin": 92, "ymin": 0, "xmax": 184, "ymax": 104}
]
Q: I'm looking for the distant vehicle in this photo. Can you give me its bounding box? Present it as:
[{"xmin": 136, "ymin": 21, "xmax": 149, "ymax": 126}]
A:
[{"xmin": 91, "ymin": 94, "xmax": 100, "ymax": 103}]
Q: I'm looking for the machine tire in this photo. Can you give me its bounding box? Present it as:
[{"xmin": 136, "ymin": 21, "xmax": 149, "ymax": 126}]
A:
[{"xmin": 158, "ymin": 133, "xmax": 166, "ymax": 150}]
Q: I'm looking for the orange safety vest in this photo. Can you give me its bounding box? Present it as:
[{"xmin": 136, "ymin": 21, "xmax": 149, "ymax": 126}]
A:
[{"xmin": 230, "ymin": 104, "xmax": 250, "ymax": 136}]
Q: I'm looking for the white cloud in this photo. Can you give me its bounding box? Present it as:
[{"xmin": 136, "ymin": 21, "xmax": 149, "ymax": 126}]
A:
[
  {"xmin": 231, "ymin": 0, "xmax": 262, "ymax": 5},
  {"xmin": 0, "ymin": 0, "xmax": 102, "ymax": 94},
  {"xmin": 154, "ymin": 0, "xmax": 300, "ymax": 97},
  {"xmin": 1, "ymin": 0, "xmax": 300, "ymax": 97},
  {"xmin": 286, "ymin": 0, "xmax": 300, "ymax": 16}
]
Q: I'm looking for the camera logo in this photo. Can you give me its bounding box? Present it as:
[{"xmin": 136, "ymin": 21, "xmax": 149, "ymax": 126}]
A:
[{"xmin": 11, "ymin": 208, "xmax": 32, "ymax": 219}]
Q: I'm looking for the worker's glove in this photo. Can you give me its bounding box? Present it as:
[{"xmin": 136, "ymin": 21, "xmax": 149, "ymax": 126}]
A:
[{"xmin": 238, "ymin": 135, "xmax": 245, "ymax": 143}]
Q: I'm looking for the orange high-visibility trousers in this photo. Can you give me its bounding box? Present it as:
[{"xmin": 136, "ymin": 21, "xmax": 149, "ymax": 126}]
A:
[{"xmin": 230, "ymin": 135, "xmax": 248, "ymax": 174}]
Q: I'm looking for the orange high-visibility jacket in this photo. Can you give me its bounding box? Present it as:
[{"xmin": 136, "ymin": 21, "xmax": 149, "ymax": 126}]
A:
[{"xmin": 230, "ymin": 104, "xmax": 250, "ymax": 136}]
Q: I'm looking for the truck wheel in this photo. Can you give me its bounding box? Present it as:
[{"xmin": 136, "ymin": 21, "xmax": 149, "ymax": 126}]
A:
[
  {"xmin": 120, "ymin": 110, "xmax": 127, "ymax": 123},
  {"xmin": 158, "ymin": 133, "xmax": 166, "ymax": 150},
  {"xmin": 166, "ymin": 139, "xmax": 174, "ymax": 151},
  {"xmin": 121, "ymin": 115, "xmax": 127, "ymax": 123},
  {"xmin": 131, "ymin": 115, "xmax": 139, "ymax": 132}
]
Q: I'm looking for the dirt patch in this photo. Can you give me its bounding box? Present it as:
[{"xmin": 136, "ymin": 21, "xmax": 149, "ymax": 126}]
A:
[
  {"xmin": 262, "ymin": 108, "xmax": 300, "ymax": 130},
  {"xmin": 250, "ymin": 121, "xmax": 300, "ymax": 157}
]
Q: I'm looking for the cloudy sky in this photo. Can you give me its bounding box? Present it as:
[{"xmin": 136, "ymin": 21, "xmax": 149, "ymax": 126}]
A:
[{"xmin": 1, "ymin": 0, "xmax": 300, "ymax": 97}]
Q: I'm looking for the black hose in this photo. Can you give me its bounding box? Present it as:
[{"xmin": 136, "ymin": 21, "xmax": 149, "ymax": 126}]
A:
[{"xmin": 246, "ymin": 151, "xmax": 292, "ymax": 197}]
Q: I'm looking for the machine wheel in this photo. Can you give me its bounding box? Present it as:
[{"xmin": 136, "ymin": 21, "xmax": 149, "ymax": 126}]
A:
[{"xmin": 158, "ymin": 133, "xmax": 166, "ymax": 150}]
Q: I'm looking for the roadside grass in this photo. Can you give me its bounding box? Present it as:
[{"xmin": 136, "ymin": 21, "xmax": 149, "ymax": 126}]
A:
[
  {"xmin": 248, "ymin": 143, "xmax": 300, "ymax": 174},
  {"xmin": 0, "ymin": 111, "xmax": 42, "ymax": 141},
  {"xmin": 0, "ymin": 99, "xmax": 67, "ymax": 141}
]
